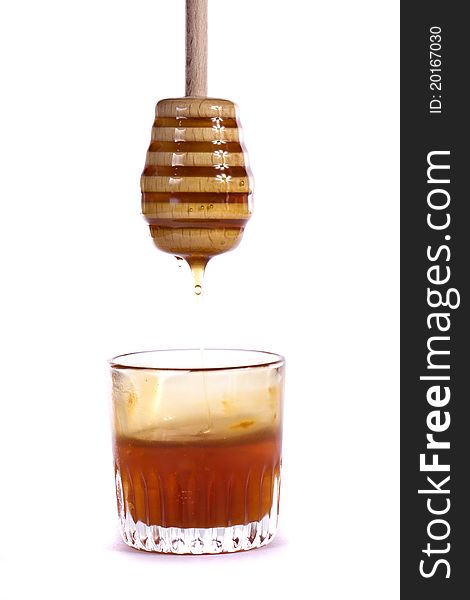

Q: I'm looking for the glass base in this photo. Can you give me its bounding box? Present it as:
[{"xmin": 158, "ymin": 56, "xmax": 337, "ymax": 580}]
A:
[{"xmin": 119, "ymin": 512, "xmax": 278, "ymax": 554}]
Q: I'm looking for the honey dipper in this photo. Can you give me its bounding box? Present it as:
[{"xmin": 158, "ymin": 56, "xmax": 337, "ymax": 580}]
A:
[{"xmin": 141, "ymin": 0, "xmax": 253, "ymax": 294}]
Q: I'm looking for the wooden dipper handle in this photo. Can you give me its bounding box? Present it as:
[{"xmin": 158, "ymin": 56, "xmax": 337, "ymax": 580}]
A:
[{"xmin": 186, "ymin": 0, "xmax": 208, "ymax": 97}]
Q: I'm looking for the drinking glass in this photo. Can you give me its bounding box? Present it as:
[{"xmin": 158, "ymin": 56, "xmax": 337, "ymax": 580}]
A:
[{"xmin": 109, "ymin": 348, "xmax": 284, "ymax": 554}]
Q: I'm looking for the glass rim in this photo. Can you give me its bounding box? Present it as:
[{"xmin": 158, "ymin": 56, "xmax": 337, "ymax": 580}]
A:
[{"xmin": 109, "ymin": 348, "xmax": 285, "ymax": 372}]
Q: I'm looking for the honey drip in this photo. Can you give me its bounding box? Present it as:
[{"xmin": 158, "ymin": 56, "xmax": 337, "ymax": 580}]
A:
[{"xmin": 186, "ymin": 255, "xmax": 208, "ymax": 296}]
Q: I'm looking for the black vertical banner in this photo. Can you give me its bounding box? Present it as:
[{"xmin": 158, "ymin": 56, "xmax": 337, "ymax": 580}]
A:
[{"xmin": 401, "ymin": 2, "xmax": 469, "ymax": 598}]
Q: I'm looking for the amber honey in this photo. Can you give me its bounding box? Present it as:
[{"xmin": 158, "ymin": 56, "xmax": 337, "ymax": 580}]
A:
[{"xmin": 114, "ymin": 428, "xmax": 281, "ymax": 529}]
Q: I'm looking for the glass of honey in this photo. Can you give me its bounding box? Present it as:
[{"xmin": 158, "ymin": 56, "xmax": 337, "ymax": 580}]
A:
[{"xmin": 109, "ymin": 348, "xmax": 284, "ymax": 554}]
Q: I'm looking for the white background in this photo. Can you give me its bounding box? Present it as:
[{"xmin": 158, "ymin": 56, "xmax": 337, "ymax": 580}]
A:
[{"xmin": 0, "ymin": 1, "xmax": 399, "ymax": 598}]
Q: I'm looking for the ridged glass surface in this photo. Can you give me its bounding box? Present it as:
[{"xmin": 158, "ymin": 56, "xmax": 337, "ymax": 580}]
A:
[{"xmin": 115, "ymin": 468, "xmax": 280, "ymax": 554}]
